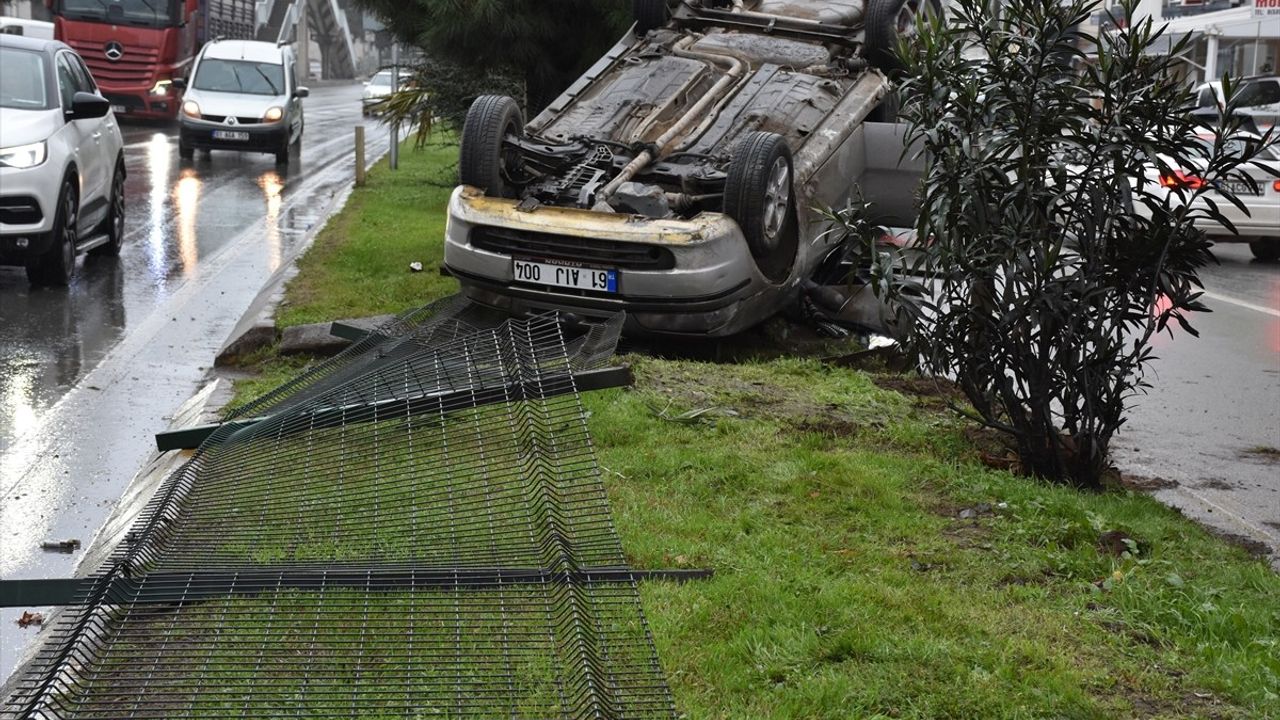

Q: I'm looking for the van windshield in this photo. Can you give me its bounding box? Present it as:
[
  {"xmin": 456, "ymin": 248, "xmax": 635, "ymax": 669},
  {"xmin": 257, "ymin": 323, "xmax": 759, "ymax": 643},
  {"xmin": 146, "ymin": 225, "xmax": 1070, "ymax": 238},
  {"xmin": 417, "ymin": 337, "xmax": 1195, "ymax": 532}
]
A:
[{"xmin": 193, "ymin": 59, "xmax": 284, "ymax": 96}]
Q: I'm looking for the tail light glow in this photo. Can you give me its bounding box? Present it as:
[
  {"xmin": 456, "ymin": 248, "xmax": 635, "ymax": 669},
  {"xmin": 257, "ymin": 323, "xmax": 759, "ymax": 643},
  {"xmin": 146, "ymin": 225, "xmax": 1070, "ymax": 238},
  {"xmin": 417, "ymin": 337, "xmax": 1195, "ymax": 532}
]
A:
[{"xmin": 1159, "ymin": 170, "xmax": 1205, "ymax": 189}]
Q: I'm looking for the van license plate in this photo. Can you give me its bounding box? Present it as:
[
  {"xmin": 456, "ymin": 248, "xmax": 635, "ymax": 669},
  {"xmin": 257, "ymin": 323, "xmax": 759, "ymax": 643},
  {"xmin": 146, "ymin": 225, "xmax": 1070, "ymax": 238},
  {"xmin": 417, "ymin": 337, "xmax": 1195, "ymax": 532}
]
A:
[
  {"xmin": 212, "ymin": 130, "xmax": 250, "ymax": 141},
  {"xmin": 513, "ymin": 260, "xmax": 617, "ymax": 293}
]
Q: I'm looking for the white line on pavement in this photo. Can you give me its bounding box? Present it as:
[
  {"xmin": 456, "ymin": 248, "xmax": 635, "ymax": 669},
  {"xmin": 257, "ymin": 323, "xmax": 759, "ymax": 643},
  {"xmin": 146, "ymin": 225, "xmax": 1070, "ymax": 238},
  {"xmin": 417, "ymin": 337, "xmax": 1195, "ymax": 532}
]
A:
[{"xmin": 1202, "ymin": 291, "xmax": 1280, "ymax": 318}]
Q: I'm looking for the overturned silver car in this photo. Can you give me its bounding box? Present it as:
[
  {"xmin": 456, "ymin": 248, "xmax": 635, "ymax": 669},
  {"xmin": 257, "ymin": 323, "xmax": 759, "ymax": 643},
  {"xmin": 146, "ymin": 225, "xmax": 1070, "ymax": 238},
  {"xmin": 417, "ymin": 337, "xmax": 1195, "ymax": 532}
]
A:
[{"xmin": 444, "ymin": 0, "xmax": 930, "ymax": 336}]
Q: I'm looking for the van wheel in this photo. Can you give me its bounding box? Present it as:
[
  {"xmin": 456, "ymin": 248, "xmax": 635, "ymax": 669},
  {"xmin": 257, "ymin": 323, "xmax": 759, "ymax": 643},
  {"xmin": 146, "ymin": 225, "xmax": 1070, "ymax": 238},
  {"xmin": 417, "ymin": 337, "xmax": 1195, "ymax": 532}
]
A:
[
  {"xmin": 178, "ymin": 139, "xmax": 194, "ymax": 160},
  {"xmin": 91, "ymin": 159, "xmax": 126, "ymax": 256},
  {"xmin": 1250, "ymin": 239, "xmax": 1280, "ymax": 262},
  {"xmin": 27, "ymin": 179, "xmax": 78, "ymax": 286},
  {"xmin": 460, "ymin": 95, "xmax": 524, "ymax": 198},
  {"xmin": 634, "ymin": 0, "xmax": 669, "ymax": 34},
  {"xmin": 723, "ymin": 131, "xmax": 798, "ymax": 283},
  {"xmin": 864, "ymin": 0, "xmax": 942, "ymax": 74}
]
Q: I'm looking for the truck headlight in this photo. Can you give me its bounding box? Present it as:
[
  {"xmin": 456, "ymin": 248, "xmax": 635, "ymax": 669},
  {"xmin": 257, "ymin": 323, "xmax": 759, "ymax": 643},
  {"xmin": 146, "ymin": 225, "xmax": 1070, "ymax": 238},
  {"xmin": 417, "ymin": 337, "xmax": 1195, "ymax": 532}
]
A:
[
  {"xmin": 182, "ymin": 100, "xmax": 201, "ymax": 118},
  {"xmin": 151, "ymin": 79, "xmax": 172, "ymax": 96},
  {"xmin": 0, "ymin": 141, "xmax": 47, "ymax": 169},
  {"xmin": 263, "ymin": 106, "xmax": 284, "ymax": 123}
]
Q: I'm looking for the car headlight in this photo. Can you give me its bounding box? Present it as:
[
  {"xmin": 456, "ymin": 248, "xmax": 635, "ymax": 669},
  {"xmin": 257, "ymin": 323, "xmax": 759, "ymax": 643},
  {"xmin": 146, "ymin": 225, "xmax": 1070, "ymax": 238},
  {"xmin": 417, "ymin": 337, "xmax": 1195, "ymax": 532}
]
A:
[
  {"xmin": 151, "ymin": 79, "xmax": 172, "ymax": 96},
  {"xmin": 0, "ymin": 141, "xmax": 47, "ymax": 169},
  {"xmin": 182, "ymin": 100, "xmax": 201, "ymax": 119},
  {"xmin": 263, "ymin": 106, "xmax": 284, "ymax": 123}
]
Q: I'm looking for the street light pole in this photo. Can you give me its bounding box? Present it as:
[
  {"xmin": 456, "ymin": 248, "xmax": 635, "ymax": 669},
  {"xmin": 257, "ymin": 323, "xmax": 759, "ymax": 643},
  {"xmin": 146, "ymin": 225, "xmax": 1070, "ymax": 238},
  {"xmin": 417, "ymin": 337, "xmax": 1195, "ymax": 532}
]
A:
[{"xmin": 390, "ymin": 43, "xmax": 400, "ymax": 171}]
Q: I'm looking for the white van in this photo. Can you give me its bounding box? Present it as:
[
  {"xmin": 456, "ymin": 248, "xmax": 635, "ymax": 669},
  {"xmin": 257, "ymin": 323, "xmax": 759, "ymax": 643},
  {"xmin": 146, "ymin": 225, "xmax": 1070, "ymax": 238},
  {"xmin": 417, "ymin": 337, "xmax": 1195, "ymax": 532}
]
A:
[
  {"xmin": 0, "ymin": 17, "xmax": 56, "ymax": 40},
  {"xmin": 1194, "ymin": 76, "xmax": 1280, "ymax": 132},
  {"xmin": 174, "ymin": 39, "xmax": 308, "ymax": 164}
]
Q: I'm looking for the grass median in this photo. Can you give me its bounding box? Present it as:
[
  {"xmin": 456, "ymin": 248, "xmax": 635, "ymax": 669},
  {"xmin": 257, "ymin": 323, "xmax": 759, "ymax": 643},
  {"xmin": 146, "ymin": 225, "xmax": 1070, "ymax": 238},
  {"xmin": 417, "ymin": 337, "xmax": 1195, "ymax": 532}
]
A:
[{"xmin": 230, "ymin": 140, "xmax": 1280, "ymax": 718}]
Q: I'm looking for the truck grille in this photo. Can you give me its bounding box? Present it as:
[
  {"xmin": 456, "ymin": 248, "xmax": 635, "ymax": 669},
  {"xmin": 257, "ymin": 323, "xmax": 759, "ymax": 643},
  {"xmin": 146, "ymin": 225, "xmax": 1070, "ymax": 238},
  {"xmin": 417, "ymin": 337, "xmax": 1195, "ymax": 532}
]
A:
[
  {"xmin": 472, "ymin": 226, "xmax": 676, "ymax": 271},
  {"xmin": 67, "ymin": 39, "xmax": 160, "ymax": 85},
  {"xmin": 0, "ymin": 196, "xmax": 43, "ymax": 225}
]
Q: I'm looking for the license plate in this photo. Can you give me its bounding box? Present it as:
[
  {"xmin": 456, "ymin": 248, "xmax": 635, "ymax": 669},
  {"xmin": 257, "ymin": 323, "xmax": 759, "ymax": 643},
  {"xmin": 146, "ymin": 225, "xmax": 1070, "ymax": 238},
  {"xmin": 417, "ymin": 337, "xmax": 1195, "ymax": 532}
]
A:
[
  {"xmin": 513, "ymin": 259, "xmax": 617, "ymax": 293},
  {"xmin": 110, "ymin": 104, "xmax": 127, "ymax": 114},
  {"xmin": 1222, "ymin": 180, "xmax": 1263, "ymax": 197},
  {"xmin": 212, "ymin": 130, "xmax": 250, "ymax": 141}
]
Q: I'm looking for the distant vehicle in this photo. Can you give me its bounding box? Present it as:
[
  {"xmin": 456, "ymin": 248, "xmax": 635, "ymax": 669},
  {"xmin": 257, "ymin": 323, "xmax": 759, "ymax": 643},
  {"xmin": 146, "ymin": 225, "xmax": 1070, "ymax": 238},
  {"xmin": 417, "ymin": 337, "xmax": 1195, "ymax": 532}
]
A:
[
  {"xmin": 1144, "ymin": 134, "xmax": 1280, "ymax": 261},
  {"xmin": 0, "ymin": 34, "xmax": 126, "ymax": 286},
  {"xmin": 362, "ymin": 68, "xmax": 409, "ymax": 116},
  {"xmin": 443, "ymin": 0, "xmax": 932, "ymax": 337},
  {"xmin": 49, "ymin": 0, "xmax": 256, "ymax": 121},
  {"xmin": 1194, "ymin": 76, "xmax": 1280, "ymax": 132},
  {"xmin": 0, "ymin": 16, "xmax": 55, "ymax": 40},
  {"xmin": 175, "ymin": 39, "xmax": 307, "ymax": 164}
]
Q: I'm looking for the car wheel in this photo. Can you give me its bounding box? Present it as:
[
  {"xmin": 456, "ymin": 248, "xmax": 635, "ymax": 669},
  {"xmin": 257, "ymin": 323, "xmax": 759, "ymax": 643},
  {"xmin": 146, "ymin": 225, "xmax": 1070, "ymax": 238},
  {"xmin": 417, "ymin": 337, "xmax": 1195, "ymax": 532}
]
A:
[
  {"xmin": 864, "ymin": 0, "xmax": 942, "ymax": 75},
  {"xmin": 178, "ymin": 138, "xmax": 195, "ymax": 160},
  {"xmin": 91, "ymin": 159, "xmax": 126, "ymax": 256},
  {"xmin": 275, "ymin": 136, "xmax": 291, "ymax": 166},
  {"xmin": 27, "ymin": 179, "xmax": 78, "ymax": 286},
  {"xmin": 1249, "ymin": 239, "xmax": 1280, "ymax": 262},
  {"xmin": 723, "ymin": 131, "xmax": 799, "ymax": 283},
  {"xmin": 459, "ymin": 95, "xmax": 524, "ymax": 199},
  {"xmin": 634, "ymin": 0, "xmax": 670, "ymax": 34}
]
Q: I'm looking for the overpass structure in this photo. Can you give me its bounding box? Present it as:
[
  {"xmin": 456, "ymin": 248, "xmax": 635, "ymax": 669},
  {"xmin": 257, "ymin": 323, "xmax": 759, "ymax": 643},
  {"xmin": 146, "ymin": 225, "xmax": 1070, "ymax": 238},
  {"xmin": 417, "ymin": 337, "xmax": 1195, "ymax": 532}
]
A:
[{"xmin": 257, "ymin": 0, "xmax": 358, "ymax": 79}]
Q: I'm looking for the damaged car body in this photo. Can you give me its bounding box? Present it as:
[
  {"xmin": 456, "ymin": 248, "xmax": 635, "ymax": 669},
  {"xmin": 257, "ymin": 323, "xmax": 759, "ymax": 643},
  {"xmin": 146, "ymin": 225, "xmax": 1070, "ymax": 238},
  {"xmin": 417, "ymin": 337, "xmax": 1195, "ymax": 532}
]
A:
[{"xmin": 444, "ymin": 0, "xmax": 931, "ymax": 336}]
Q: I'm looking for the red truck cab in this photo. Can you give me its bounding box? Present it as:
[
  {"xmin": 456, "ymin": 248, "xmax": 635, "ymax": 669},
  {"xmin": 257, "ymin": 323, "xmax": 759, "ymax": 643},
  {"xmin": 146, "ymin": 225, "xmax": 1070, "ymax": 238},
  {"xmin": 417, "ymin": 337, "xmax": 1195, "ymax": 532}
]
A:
[{"xmin": 48, "ymin": 0, "xmax": 202, "ymax": 120}]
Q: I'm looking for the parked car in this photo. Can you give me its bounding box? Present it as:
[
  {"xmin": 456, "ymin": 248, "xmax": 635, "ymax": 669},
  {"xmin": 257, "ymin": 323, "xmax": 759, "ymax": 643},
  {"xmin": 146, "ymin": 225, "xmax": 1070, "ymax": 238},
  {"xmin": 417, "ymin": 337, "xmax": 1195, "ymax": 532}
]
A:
[
  {"xmin": 0, "ymin": 33, "xmax": 125, "ymax": 286},
  {"xmin": 175, "ymin": 39, "xmax": 308, "ymax": 165},
  {"xmin": 1193, "ymin": 75, "xmax": 1280, "ymax": 132},
  {"xmin": 443, "ymin": 0, "xmax": 932, "ymax": 337},
  {"xmin": 362, "ymin": 68, "xmax": 410, "ymax": 116},
  {"xmin": 1144, "ymin": 134, "xmax": 1280, "ymax": 261}
]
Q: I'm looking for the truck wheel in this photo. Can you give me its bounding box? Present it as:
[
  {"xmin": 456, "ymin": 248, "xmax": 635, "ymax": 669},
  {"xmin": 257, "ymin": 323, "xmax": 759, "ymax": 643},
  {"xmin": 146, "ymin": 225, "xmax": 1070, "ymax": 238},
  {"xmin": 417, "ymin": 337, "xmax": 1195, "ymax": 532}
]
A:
[
  {"xmin": 91, "ymin": 159, "xmax": 126, "ymax": 256},
  {"xmin": 460, "ymin": 95, "xmax": 524, "ymax": 199},
  {"xmin": 1250, "ymin": 239, "xmax": 1280, "ymax": 262},
  {"xmin": 864, "ymin": 0, "xmax": 941, "ymax": 74},
  {"xmin": 27, "ymin": 179, "xmax": 78, "ymax": 286},
  {"xmin": 634, "ymin": 0, "xmax": 669, "ymax": 35},
  {"xmin": 723, "ymin": 131, "xmax": 798, "ymax": 283}
]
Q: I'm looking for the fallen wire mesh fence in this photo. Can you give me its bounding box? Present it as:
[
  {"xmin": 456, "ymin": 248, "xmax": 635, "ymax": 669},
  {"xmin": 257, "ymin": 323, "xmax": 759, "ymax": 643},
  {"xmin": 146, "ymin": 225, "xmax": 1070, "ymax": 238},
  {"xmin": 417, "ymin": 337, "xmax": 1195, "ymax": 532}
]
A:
[{"xmin": 4, "ymin": 307, "xmax": 677, "ymax": 719}]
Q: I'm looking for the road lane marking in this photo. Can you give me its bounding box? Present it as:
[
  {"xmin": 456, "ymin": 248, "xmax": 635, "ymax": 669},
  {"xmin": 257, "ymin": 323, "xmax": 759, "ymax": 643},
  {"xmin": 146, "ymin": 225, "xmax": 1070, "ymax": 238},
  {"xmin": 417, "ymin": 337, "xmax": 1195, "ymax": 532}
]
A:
[{"xmin": 1202, "ymin": 291, "xmax": 1280, "ymax": 318}]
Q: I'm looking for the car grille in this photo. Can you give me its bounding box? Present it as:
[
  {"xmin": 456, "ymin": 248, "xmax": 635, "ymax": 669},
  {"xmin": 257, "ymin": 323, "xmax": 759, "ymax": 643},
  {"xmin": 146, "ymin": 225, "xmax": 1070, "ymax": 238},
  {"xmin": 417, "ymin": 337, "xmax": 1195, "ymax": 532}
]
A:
[
  {"xmin": 472, "ymin": 226, "xmax": 676, "ymax": 271},
  {"xmin": 67, "ymin": 39, "xmax": 159, "ymax": 85},
  {"xmin": 200, "ymin": 114, "xmax": 266, "ymax": 126},
  {"xmin": 0, "ymin": 196, "xmax": 43, "ymax": 225}
]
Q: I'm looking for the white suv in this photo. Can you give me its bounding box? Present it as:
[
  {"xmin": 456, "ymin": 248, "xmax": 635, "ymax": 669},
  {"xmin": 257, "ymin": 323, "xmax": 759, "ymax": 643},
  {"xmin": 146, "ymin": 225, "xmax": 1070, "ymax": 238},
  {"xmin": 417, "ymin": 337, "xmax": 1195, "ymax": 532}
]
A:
[
  {"xmin": 0, "ymin": 34, "xmax": 126, "ymax": 286},
  {"xmin": 175, "ymin": 39, "xmax": 308, "ymax": 165}
]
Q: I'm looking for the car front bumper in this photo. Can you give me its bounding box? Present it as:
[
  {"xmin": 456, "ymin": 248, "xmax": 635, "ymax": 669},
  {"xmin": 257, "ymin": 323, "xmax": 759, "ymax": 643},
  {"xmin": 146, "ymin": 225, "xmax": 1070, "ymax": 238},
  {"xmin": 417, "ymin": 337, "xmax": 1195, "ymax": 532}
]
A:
[
  {"xmin": 180, "ymin": 117, "xmax": 289, "ymax": 154},
  {"xmin": 0, "ymin": 164, "xmax": 60, "ymax": 264},
  {"xmin": 443, "ymin": 185, "xmax": 786, "ymax": 336}
]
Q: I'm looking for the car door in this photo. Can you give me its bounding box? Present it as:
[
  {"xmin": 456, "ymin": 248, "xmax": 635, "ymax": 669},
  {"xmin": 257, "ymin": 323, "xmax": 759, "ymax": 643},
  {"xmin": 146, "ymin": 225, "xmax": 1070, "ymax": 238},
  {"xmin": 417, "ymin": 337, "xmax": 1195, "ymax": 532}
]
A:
[
  {"xmin": 54, "ymin": 51, "xmax": 106, "ymax": 231},
  {"xmin": 67, "ymin": 51, "xmax": 114, "ymax": 228}
]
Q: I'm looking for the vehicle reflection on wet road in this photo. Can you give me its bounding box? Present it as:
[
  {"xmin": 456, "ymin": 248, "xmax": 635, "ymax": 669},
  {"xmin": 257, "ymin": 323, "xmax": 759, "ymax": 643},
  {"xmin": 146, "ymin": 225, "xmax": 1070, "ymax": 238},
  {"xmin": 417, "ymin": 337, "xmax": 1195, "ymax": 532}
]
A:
[{"xmin": 0, "ymin": 84, "xmax": 393, "ymax": 678}]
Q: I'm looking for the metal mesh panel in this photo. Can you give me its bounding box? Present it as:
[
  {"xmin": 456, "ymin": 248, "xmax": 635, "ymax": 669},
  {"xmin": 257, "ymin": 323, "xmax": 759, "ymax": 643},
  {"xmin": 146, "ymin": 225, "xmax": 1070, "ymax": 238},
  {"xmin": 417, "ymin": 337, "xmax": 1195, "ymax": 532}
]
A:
[{"xmin": 5, "ymin": 309, "xmax": 675, "ymax": 719}]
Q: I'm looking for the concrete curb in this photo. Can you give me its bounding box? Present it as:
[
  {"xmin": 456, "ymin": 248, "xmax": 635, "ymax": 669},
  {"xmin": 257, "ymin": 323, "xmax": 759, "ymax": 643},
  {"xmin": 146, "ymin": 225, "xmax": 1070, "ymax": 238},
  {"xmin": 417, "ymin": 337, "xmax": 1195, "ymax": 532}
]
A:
[{"xmin": 214, "ymin": 138, "xmax": 397, "ymax": 365}]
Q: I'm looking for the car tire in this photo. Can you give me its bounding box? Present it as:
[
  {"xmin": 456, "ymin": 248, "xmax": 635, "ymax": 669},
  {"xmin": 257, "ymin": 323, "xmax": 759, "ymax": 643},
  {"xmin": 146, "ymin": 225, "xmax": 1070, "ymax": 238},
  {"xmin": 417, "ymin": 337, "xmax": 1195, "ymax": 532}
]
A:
[
  {"xmin": 178, "ymin": 137, "xmax": 195, "ymax": 160},
  {"xmin": 723, "ymin": 131, "xmax": 798, "ymax": 283},
  {"xmin": 91, "ymin": 159, "xmax": 126, "ymax": 257},
  {"xmin": 1249, "ymin": 239, "xmax": 1280, "ymax": 262},
  {"xmin": 460, "ymin": 95, "xmax": 524, "ymax": 199},
  {"xmin": 634, "ymin": 0, "xmax": 669, "ymax": 35},
  {"xmin": 864, "ymin": 0, "xmax": 942, "ymax": 75},
  {"xmin": 27, "ymin": 179, "xmax": 78, "ymax": 287}
]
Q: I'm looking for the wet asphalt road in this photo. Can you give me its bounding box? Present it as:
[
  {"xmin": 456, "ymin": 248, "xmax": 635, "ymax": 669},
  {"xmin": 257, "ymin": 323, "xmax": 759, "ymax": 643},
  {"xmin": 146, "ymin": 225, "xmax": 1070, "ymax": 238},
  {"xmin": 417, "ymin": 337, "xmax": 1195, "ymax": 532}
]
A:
[
  {"xmin": 1115, "ymin": 242, "xmax": 1280, "ymax": 565},
  {"xmin": 0, "ymin": 83, "xmax": 393, "ymax": 677}
]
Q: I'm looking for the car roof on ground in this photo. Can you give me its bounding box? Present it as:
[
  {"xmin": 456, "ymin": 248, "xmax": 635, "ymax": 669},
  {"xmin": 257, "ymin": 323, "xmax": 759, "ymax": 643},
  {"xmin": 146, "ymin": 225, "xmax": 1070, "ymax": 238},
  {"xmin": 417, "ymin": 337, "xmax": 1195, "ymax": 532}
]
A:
[
  {"xmin": 202, "ymin": 40, "xmax": 286, "ymax": 64},
  {"xmin": 0, "ymin": 33, "xmax": 66, "ymax": 54}
]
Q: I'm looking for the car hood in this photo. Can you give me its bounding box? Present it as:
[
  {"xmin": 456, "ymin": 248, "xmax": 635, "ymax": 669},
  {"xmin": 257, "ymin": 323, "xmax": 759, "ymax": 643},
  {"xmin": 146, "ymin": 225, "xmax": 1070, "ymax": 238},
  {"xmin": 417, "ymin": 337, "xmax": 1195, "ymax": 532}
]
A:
[
  {"xmin": 185, "ymin": 89, "xmax": 288, "ymax": 117},
  {"xmin": 0, "ymin": 107, "xmax": 62, "ymax": 148}
]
